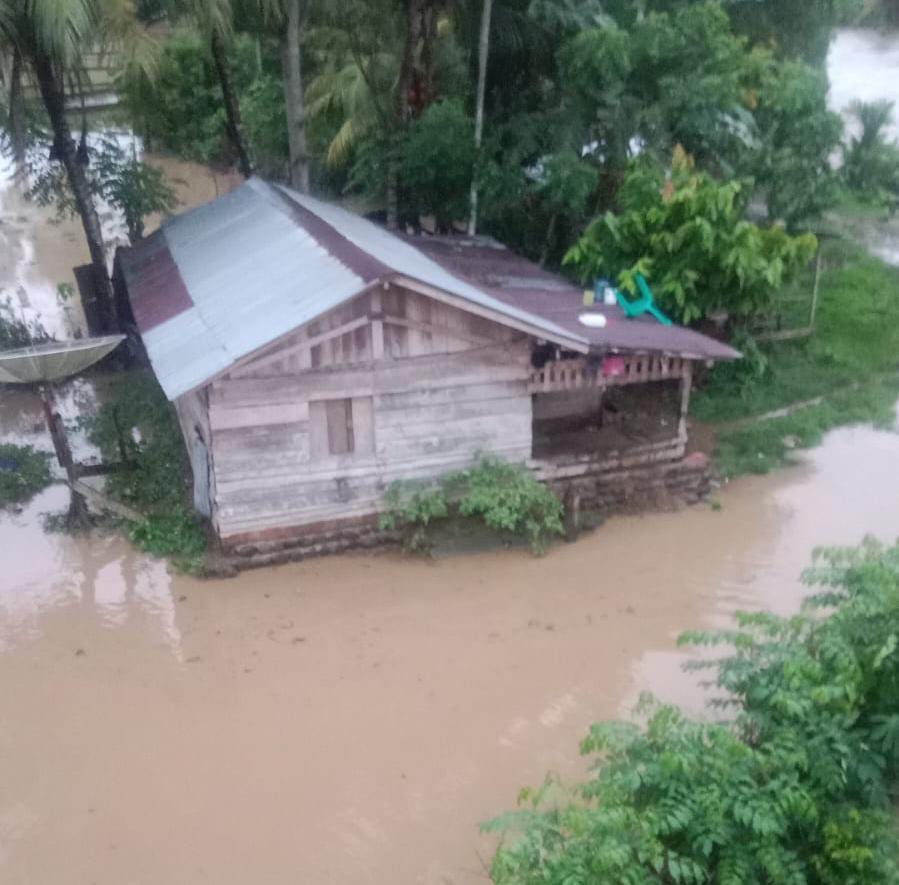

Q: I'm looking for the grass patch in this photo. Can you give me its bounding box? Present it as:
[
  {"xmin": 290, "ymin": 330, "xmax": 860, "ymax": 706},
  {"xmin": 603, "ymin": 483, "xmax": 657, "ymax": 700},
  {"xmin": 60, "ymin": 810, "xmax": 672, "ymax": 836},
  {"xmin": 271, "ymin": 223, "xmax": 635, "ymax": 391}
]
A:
[
  {"xmin": 693, "ymin": 237, "xmax": 899, "ymax": 476},
  {"xmin": 694, "ymin": 238, "xmax": 899, "ymax": 424},
  {"xmin": 0, "ymin": 443, "xmax": 52, "ymax": 507},
  {"xmin": 85, "ymin": 371, "xmax": 208, "ymax": 572},
  {"xmin": 714, "ymin": 378, "xmax": 899, "ymax": 478}
]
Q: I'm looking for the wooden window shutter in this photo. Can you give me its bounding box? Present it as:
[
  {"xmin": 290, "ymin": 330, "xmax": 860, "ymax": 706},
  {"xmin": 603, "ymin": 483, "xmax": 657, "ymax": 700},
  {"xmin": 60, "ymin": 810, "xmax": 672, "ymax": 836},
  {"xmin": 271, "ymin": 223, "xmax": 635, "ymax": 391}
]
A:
[
  {"xmin": 326, "ymin": 398, "xmax": 353, "ymax": 455},
  {"xmin": 351, "ymin": 397, "xmax": 374, "ymax": 455}
]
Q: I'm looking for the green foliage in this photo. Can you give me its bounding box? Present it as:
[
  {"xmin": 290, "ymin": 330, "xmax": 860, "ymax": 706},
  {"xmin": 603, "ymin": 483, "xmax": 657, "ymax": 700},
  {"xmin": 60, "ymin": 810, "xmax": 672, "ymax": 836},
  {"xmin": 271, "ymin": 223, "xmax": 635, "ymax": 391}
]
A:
[
  {"xmin": 725, "ymin": 0, "xmax": 864, "ymax": 65},
  {"xmin": 713, "ymin": 377, "xmax": 899, "ymax": 478},
  {"xmin": 400, "ymin": 99, "xmax": 475, "ymax": 231},
  {"xmin": 0, "ymin": 298, "xmax": 51, "ymax": 348},
  {"xmin": 694, "ymin": 238, "xmax": 899, "ymax": 418},
  {"xmin": 489, "ymin": 539, "xmax": 899, "ymax": 883},
  {"xmin": 746, "ymin": 59, "xmax": 844, "ymax": 229},
  {"xmin": 28, "ymin": 134, "xmax": 178, "ymax": 244},
  {"xmin": 0, "ymin": 443, "xmax": 52, "ymax": 507},
  {"xmin": 380, "ymin": 456, "xmax": 564, "ymax": 555},
  {"xmin": 562, "ymin": 3, "xmax": 759, "ymax": 174},
  {"xmin": 843, "ymin": 101, "xmax": 899, "ymax": 207},
  {"xmin": 85, "ymin": 372, "xmax": 207, "ymax": 571},
  {"xmin": 566, "ymin": 150, "xmax": 818, "ymax": 324},
  {"xmin": 453, "ymin": 457, "xmax": 565, "ymax": 553},
  {"xmin": 122, "ymin": 28, "xmax": 279, "ymax": 170},
  {"xmin": 122, "ymin": 29, "xmax": 231, "ymax": 164}
]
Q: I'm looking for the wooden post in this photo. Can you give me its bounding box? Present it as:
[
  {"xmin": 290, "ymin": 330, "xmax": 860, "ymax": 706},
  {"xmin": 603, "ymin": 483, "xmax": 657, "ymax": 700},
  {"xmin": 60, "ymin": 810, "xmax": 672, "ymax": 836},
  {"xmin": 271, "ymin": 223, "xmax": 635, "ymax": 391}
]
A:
[
  {"xmin": 677, "ymin": 362, "xmax": 693, "ymax": 443},
  {"xmin": 809, "ymin": 250, "xmax": 822, "ymax": 330},
  {"xmin": 371, "ymin": 289, "xmax": 385, "ymax": 360},
  {"xmin": 40, "ymin": 383, "xmax": 90, "ymax": 526}
]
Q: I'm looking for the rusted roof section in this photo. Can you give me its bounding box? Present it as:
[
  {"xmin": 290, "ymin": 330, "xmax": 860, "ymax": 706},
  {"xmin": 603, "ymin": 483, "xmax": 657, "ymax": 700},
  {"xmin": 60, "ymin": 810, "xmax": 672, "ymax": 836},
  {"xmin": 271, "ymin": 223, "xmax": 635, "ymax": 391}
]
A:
[
  {"xmin": 119, "ymin": 229, "xmax": 192, "ymax": 332},
  {"xmin": 407, "ymin": 235, "xmax": 741, "ymax": 361},
  {"xmin": 121, "ymin": 178, "xmax": 738, "ymax": 401}
]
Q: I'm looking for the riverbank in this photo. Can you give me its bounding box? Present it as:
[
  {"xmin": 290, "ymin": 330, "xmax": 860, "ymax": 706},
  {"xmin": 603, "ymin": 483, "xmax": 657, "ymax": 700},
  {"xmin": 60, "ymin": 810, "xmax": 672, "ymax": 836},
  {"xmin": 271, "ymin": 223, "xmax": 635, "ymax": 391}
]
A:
[{"xmin": 692, "ymin": 235, "xmax": 899, "ymax": 478}]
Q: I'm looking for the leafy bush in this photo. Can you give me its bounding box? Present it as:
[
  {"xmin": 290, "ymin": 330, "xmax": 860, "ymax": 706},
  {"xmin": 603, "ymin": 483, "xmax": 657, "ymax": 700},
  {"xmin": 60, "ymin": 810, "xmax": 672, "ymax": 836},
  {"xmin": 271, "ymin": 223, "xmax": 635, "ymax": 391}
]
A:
[
  {"xmin": 85, "ymin": 372, "xmax": 207, "ymax": 571},
  {"xmin": 380, "ymin": 456, "xmax": 564, "ymax": 554},
  {"xmin": 401, "ymin": 99, "xmax": 476, "ymax": 231},
  {"xmin": 122, "ymin": 29, "xmax": 280, "ymax": 170},
  {"xmin": 746, "ymin": 58, "xmax": 844, "ymax": 229},
  {"xmin": 0, "ymin": 443, "xmax": 52, "ymax": 507},
  {"xmin": 565, "ymin": 149, "xmax": 818, "ymax": 324},
  {"xmin": 488, "ymin": 539, "xmax": 899, "ymax": 883},
  {"xmin": 29, "ymin": 134, "xmax": 178, "ymax": 243}
]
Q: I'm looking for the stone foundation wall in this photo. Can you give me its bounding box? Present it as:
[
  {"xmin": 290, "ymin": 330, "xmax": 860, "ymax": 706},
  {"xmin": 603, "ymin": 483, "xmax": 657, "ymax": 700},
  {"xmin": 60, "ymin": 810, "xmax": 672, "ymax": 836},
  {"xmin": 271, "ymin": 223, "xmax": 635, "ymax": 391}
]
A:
[{"xmin": 221, "ymin": 452, "xmax": 715, "ymax": 571}]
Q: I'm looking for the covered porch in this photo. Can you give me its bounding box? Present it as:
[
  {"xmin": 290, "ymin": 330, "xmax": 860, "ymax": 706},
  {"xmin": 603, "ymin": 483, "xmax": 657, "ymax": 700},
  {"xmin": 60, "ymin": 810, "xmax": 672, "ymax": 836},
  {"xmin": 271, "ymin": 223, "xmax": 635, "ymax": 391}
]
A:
[{"xmin": 528, "ymin": 352, "xmax": 694, "ymax": 477}]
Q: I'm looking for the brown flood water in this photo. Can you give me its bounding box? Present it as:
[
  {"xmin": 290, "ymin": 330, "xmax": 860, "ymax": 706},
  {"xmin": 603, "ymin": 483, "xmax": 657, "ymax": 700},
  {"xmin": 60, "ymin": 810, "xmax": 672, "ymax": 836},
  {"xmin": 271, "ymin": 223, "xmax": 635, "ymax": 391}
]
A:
[
  {"xmin": 1, "ymin": 419, "xmax": 898, "ymax": 884},
  {"xmin": 3, "ymin": 144, "xmax": 899, "ymax": 883}
]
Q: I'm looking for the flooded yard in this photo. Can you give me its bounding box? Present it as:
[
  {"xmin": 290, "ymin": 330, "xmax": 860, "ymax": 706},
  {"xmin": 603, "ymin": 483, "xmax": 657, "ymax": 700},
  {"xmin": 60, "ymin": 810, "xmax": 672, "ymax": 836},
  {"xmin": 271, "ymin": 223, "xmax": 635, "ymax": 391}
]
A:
[
  {"xmin": 1, "ymin": 417, "xmax": 899, "ymax": 884},
  {"xmin": 1, "ymin": 27, "xmax": 899, "ymax": 881}
]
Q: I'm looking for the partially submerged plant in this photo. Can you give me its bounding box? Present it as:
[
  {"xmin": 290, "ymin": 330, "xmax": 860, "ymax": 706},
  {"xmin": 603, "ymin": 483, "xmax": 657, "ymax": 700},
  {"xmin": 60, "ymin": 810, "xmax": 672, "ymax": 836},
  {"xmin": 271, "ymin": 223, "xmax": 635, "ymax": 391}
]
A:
[
  {"xmin": 0, "ymin": 443, "xmax": 52, "ymax": 508},
  {"xmin": 380, "ymin": 456, "xmax": 564, "ymax": 555}
]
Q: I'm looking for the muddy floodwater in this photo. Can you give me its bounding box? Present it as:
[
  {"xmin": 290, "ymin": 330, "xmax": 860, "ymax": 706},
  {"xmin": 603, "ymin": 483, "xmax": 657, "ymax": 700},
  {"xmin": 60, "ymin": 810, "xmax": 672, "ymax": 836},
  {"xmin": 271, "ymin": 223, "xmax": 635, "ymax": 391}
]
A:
[
  {"xmin": 1, "ymin": 418, "xmax": 899, "ymax": 884},
  {"xmin": 3, "ymin": 42, "xmax": 899, "ymax": 879}
]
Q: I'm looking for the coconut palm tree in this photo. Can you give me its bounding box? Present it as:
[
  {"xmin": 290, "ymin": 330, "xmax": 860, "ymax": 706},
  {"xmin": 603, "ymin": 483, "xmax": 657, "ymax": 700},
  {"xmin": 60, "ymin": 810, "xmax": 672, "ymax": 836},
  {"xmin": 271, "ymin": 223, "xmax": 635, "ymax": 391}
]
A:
[{"xmin": 0, "ymin": 0, "xmax": 122, "ymax": 330}]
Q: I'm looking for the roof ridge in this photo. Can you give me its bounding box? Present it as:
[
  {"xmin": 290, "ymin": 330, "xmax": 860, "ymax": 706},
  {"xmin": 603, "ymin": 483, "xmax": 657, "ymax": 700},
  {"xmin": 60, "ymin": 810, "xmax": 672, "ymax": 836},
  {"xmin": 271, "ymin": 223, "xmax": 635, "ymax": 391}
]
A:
[{"xmin": 267, "ymin": 182, "xmax": 393, "ymax": 284}]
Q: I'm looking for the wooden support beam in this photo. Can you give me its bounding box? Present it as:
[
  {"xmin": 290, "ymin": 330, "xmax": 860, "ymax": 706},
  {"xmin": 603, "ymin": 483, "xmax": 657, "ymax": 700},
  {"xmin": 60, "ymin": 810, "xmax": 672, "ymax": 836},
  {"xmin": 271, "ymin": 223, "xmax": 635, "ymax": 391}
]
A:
[
  {"xmin": 370, "ymin": 291, "xmax": 385, "ymax": 360},
  {"xmin": 677, "ymin": 361, "xmax": 693, "ymax": 442}
]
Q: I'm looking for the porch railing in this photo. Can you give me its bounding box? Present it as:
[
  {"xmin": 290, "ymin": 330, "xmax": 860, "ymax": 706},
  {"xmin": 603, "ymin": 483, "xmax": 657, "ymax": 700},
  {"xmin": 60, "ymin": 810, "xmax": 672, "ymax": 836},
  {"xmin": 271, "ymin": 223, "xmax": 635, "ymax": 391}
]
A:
[{"xmin": 528, "ymin": 354, "xmax": 687, "ymax": 393}]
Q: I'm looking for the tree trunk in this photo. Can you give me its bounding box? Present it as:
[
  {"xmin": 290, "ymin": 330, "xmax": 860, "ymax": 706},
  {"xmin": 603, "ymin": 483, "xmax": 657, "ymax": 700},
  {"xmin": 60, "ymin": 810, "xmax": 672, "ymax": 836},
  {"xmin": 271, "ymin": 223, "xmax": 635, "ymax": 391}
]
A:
[
  {"xmin": 389, "ymin": 0, "xmax": 429, "ymax": 229},
  {"xmin": 467, "ymin": 0, "xmax": 493, "ymax": 236},
  {"xmin": 211, "ymin": 30, "xmax": 253, "ymax": 178},
  {"xmin": 31, "ymin": 47, "xmax": 117, "ymax": 333},
  {"xmin": 282, "ymin": 0, "xmax": 311, "ymax": 192},
  {"xmin": 8, "ymin": 47, "xmax": 27, "ymax": 177}
]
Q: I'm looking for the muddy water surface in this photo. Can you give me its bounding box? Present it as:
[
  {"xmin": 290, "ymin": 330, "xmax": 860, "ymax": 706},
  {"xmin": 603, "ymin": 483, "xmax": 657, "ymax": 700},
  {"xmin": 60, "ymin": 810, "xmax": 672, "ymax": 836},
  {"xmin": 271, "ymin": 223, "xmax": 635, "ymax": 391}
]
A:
[
  {"xmin": 0, "ymin": 145, "xmax": 240, "ymax": 339},
  {"xmin": 1, "ymin": 419, "xmax": 899, "ymax": 884},
  {"xmin": 3, "ymin": 111, "xmax": 899, "ymax": 882}
]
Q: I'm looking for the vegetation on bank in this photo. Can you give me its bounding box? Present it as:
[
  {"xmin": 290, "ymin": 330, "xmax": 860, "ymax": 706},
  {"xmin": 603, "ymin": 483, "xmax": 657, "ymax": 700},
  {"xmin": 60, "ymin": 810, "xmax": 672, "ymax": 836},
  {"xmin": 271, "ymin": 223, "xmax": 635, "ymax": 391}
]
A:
[
  {"xmin": 693, "ymin": 238, "xmax": 899, "ymax": 478},
  {"xmin": 85, "ymin": 373, "xmax": 207, "ymax": 572},
  {"xmin": 488, "ymin": 539, "xmax": 899, "ymax": 883},
  {"xmin": 0, "ymin": 443, "xmax": 52, "ymax": 507},
  {"xmin": 380, "ymin": 457, "xmax": 564, "ymax": 554}
]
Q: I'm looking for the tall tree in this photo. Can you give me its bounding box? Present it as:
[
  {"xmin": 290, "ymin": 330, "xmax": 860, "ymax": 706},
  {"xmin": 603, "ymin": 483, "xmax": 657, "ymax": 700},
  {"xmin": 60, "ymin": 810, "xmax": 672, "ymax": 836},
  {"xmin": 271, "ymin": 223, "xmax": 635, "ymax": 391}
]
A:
[
  {"xmin": 1, "ymin": 0, "xmax": 121, "ymax": 331},
  {"xmin": 190, "ymin": 0, "xmax": 253, "ymax": 176},
  {"xmin": 282, "ymin": 0, "xmax": 310, "ymax": 191},
  {"xmin": 7, "ymin": 45, "xmax": 26, "ymax": 175},
  {"xmin": 467, "ymin": 0, "xmax": 492, "ymax": 235}
]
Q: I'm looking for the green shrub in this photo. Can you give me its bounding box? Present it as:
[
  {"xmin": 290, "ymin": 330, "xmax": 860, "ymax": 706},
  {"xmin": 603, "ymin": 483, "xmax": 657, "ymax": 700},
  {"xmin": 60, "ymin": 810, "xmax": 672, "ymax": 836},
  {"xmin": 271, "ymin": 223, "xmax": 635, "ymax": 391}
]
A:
[
  {"xmin": 0, "ymin": 443, "xmax": 52, "ymax": 507},
  {"xmin": 380, "ymin": 456, "xmax": 564, "ymax": 555},
  {"xmin": 85, "ymin": 372, "xmax": 207, "ymax": 572},
  {"xmin": 488, "ymin": 539, "xmax": 899, "ymax": 883},
  {"xmin": 565, "ymin": 148, "xmax": 818, "ymax": 325}
]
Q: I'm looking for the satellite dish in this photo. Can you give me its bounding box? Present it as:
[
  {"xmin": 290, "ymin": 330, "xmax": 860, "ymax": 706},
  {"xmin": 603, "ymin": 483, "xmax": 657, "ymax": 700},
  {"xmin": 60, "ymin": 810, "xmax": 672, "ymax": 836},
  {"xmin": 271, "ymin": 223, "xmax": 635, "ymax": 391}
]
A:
[
  {"xmin": 0, "ymin": 335, "xmax": 125, "ymax": 384},
  {"xmin": 0, "ymin": 335, "xmax": 126, "ymax": 526}
]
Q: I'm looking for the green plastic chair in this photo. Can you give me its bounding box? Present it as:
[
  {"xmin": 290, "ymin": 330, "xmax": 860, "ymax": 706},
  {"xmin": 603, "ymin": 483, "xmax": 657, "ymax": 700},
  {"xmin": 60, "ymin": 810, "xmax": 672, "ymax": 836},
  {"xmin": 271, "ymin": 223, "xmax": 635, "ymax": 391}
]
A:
[{"xmin": 615, "ymin": 273, "xmax": 673, "ymax": 326}]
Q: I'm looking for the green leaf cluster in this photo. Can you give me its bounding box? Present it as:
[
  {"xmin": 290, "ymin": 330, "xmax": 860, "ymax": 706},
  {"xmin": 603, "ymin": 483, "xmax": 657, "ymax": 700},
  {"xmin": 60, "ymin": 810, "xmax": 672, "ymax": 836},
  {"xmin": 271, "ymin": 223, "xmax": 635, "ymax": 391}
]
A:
[
  {"xmin": 565, "ymin": 149, "xmax": 818, "ymax": 325},
  {"xmin": 380, "ymin": 455, "xmax": 564, "ymax": 555},
  {"xmin": 0, "ymin": 443, "xmax": 52, "ymax": 508},
  {"xmin": 84, "ymin": 371, "xmax": 207, "ymax": 572},
  {"xmin": 488, "ymin": 539, "xmax": 899, "ymax": 884}
]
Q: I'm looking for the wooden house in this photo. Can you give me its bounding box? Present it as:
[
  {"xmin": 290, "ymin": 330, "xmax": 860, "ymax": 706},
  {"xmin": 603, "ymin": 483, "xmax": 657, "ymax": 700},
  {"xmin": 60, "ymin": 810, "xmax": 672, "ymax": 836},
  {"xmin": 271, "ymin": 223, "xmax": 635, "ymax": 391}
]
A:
[{"xmin": 118, "ymin": 179, "xmax": 738, "ymax": 564}]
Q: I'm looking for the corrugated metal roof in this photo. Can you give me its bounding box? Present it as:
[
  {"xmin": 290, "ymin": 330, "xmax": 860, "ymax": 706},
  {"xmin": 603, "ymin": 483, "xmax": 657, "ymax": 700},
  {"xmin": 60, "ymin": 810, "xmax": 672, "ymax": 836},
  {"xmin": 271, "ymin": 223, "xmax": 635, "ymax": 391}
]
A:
[{"xmin": 122, "ymin": 178, "xmax": 738, "ymax": 401}]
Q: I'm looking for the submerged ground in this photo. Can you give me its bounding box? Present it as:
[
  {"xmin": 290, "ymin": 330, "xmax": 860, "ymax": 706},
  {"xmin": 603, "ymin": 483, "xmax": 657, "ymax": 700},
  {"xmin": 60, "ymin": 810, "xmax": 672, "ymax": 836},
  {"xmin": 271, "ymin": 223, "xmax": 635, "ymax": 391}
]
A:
[
  {"xmin": 1, "ymin": 26, "xmax": 899, "ymax": 884},
  {"xmin": 2, "ymin": 420, "xmax": 899, "ymax": 884}
]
